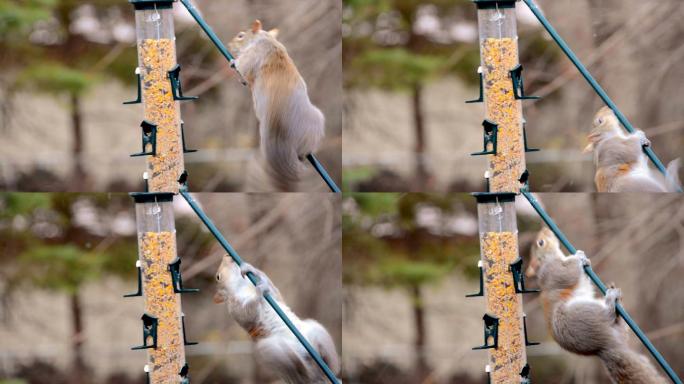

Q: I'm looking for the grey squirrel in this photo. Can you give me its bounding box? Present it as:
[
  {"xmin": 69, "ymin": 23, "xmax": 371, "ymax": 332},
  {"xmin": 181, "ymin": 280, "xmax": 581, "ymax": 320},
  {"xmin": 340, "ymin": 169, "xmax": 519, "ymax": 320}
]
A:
[
  {"xmin": 229, "ymin": 20, "xmax": 325, "ymax": 191},
  {"xmin": 214, "ymin": 255, "xmax": 340, "ymax": 384},
  {"xmin": 527, "ymin": 228, "xmax": 667, "ymax": 384},
  {"xmin": 584, "ymin": 107, "xmax": 680, "ymax": 192}
]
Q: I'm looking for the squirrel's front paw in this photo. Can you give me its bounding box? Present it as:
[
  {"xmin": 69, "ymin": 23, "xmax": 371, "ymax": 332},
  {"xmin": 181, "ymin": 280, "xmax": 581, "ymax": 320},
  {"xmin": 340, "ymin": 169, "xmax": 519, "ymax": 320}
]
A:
[
  {"xmin": 240, "ymin": 263, "xmax": 271, "ymax": 296},
  {"xmin": 606, "ymin": 285, "xmax": 622, "ymax": 302},
  {"xmin": 240, "ymin": 262, "xmax": 257, "ymax": 279},
  {"xmin": 605, "ymin": 285, "xmax": 621, "ymax": 320},
  {"xmin": 635, "ymin": 131, "xmax": 651, "ymax": 147},
  {"xmin": 255, "ymin": 280, "xmax": 271, "ymax": 297},
  {"xmin": 575, "ymin": 250, "xmax": 591, "ymax": 266}
]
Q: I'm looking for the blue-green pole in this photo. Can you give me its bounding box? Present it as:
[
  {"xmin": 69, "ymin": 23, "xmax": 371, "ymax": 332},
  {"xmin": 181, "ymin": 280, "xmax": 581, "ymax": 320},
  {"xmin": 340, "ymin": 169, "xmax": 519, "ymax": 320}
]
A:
[
  {"xmin": 179, "ymin": 0, "xmax": 340, "ymax": 192},
  {"xmin": 178, "ymin": 0, "xmax": 246, "ymax": 83},
  {"xmin": 521, "ymin": 0, "xmax": 677, "ymax": 183},
  {"xmin": 521, "ymin": 190, "xmax": 682, "ymax": 384},
  {"xmin": 179, "ymin": 189, "xmax": 341, "ymax": 384},
  {"xmin": 307, "ymin": 154, "xmax": 341, "ymax": 193}
]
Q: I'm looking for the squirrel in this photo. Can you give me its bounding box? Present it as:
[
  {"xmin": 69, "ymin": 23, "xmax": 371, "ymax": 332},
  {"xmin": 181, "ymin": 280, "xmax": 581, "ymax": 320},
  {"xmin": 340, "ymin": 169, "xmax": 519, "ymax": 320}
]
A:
[
  {"xmin": 584, "ymin": 107, "xmax": 680, "ymax": 192},
  {"xmin": 229, "ymin": 20, "xmax": 325, "ymax": 192},
  {"xmin": 527, "ymin": 228, "xmax": 667, "ymax": 384},
  {"xmin": 214, "ymin": 255, "xmax": 340, "ymax": 384}
]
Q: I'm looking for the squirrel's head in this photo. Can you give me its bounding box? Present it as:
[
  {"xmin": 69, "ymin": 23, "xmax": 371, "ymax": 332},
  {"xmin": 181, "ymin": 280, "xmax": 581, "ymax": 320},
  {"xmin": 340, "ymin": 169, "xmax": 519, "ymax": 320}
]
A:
[
  {"xmin": 527, "ymin": 227, "xmax": 560, "ymax": 277},
  {"xmin": 584, "ymin": 107, "xmax": 621, "ymax": 153},
  {"xmin": 228, "ymin": 19, "xmax": 280, "ymax": 58},
  {"xmin": 213, "ymin": 255, "xmax": 243, "ymax": 304}
]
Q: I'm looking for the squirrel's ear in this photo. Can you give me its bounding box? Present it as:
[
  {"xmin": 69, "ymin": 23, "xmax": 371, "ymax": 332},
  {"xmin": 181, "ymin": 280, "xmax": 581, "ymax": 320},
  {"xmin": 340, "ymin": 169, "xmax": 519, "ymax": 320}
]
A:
[
  {"xmin": 251, "ymin": 19, "xmax": 262, "ymax": 33},
  {"xmin": 268, "ymin": 28, "xmax": 279, "ymax": 38}
]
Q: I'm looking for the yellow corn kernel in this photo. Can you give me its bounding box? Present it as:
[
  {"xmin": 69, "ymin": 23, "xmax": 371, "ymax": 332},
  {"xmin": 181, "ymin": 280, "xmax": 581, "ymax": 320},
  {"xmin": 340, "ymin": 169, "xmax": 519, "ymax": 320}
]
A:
[
  {"xmin": 480, "ymin": 231, "xmax": 526, "ymax": 382},
  {"xmin": 139, "ymin": 231, "xmax": 184, "ymax": 383},
  {"xmin": 482, "ymin": 38, "xmax": 526, "ymax": 193},
  {"xmin": 139, "ymin": 39, "xmax": 184, "ymax": 193}
]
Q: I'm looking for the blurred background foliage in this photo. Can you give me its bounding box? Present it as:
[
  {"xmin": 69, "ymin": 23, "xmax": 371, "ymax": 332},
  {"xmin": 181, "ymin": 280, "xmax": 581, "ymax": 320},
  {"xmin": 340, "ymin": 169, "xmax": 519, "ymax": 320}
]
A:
[
  {"xmin": 344, "ymin": 0, "xmax": 481, "ymax": 190},
  {"xmin": 0, "ymin": 193, "xmax": 138, "ymax": 383},
  {"xmin": 2, "ymin": 0, "xmax": 144, "ymax": 190},
  {"xmin": 343, "ymin": 193, "xmax": 482, "ymax": 382},
  {"xmin": 344, "ymin": 0, "xmax": 479, "ymax": 86},
  {"xmin": 0, "ymin": 193, "xmax": 217, "ymax": 384}
]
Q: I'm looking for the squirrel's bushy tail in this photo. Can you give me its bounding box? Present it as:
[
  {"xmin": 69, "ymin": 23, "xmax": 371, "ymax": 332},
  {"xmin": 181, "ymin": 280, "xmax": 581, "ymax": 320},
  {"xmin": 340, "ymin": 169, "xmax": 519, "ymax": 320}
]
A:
[
  {"xmin": 598, "ymin": 347, "xmax": 666, "ymax": 384},
  {"xmin": 262, "ymin": 138, "xmax": 302, "ymax": 192},
  {"xmin": 665, "ymin": 158, "xmax": 681, "ymax": 192},
  {"xmin": 302, "ymin": 319, "xmax": 341, "ymax": 376}
]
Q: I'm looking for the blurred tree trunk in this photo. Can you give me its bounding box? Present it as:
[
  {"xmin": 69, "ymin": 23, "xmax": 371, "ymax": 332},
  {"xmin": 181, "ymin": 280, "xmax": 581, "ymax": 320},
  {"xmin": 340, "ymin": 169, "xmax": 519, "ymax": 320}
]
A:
[
  {"xmin": 410, "ymin": 284, "xmax": 428, "ymax": 382},
  {"xmin": 70, "ymin": 291, "xmax": 87, "ymax": 384},
  {"xmin": 70, "ymin": 93, "xmax": 87, "ymax": 190},
  {"xmin": 399, "ymin": 2, "xmax": 432, "ymax": 191},
  {"xmin": 412, "ymin": 84, "xmax": 429, "ymax": 190}
]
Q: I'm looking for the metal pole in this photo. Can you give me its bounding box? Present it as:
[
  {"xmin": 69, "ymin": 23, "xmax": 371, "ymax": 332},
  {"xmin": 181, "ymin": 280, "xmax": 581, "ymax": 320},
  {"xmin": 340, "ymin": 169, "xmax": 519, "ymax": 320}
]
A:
[
  {"xmin": 178, "ymin": 0, "xmax": 246, "ymax": 84},
  {"xmin": 306, "ymin": 154, "xmax": 341, "ymax": 193},
  {"xmin": 178, "ymin": 0, "xmax": 340, "ymax": 192},
  {"xmin": 522, "ymin": 0, "xmax": 677, "ymax": 186},
  {"xmin": 178, "ymin": 189, "xmax": 341, "ymax": 384},
  {"xmin": 178, "ymin": 0, "xmax": 235, "ymax": 64},
  {"xmin": 521, "ymin": 190, "xmax": 682, "ymax": 384}
]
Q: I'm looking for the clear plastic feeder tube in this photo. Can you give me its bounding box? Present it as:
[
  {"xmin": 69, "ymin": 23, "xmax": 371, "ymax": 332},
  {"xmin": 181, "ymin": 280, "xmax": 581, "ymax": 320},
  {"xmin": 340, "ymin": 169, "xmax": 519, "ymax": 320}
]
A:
[
  {"xmin": 473, "ymin": 192, "xmax": 527, "ymax": 382},
  {"xmin": 133, "ymin": 0, "xmax": 184, "ymax": 193},
  {"xmin": 476, "ymin": 1, "xmax": 526, "ymax": 192},
  {"xmin": 131, "ymin": 192, "xmax": 186, "ymax": 383}
]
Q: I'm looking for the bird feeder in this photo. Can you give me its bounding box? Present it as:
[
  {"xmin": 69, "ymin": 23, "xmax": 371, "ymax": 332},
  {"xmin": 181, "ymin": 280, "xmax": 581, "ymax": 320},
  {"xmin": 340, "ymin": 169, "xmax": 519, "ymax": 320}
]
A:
[
  {"xmin": 130, "ymin": 0, "xmax": 186, "ymax": 193},
  {"xmin": 473, "ymin": 0, "xmax": 528, "ymax": 193},
  {"xmin": 130, "ymin": 192, "xmax": 186, "ymax": 383},
  {"xmin": 472, "ymin": 192, "xmax": 527, "ymax": 383}
]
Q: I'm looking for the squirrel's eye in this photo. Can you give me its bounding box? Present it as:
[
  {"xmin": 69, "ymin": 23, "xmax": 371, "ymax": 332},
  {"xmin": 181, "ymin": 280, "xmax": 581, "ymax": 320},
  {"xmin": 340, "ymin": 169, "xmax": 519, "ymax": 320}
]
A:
[
  {"xmin": 537, "ymin": 239, "xmax": 545, "ymax": 247},
  {"xmin": 596, "ymin": 117, "xmax": 603, "ymax": 125},
  {"xmin": 237, "ymin": 32, "xmax": 245, "ymax": 39},
  {"xmin": 216, "ymin": 273, "xmax": 221, "ymax": 281}
]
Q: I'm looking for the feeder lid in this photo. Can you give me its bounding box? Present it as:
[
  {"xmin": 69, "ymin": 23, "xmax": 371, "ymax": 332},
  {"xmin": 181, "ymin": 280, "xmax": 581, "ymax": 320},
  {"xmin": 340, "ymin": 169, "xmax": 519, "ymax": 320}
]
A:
[
  {"xmin": 129, "ymin": 0, "xmax": 175, "ymax": 10},
  {"xmin": 130, "ymin": 192, "xmax": 175, "ymax": 203},
  {"xmin": 472, "ymin": 192, "xmax": 517, "ymax": 203},
  {"xmin": 472, "ymin": 0, "xmax": 518, "ymax": 9}
]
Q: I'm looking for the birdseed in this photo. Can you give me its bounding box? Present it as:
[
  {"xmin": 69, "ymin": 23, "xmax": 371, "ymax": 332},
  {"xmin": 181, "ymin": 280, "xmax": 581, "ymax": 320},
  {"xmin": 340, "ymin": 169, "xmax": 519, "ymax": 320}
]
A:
[
  {"xmin": 481, "ymin": 38, "xmax": 526, "ymax": 193},
  {"xmin": 480, "ymin": 231, "xmax": 526, "ymax": 382},
  {"xmin": 139, "ymin": 38, "xmax": 184, "ymax": 193},
  {"xmin": 139, "ymin": 231, "xmax": 185, "ymax": 383}
]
